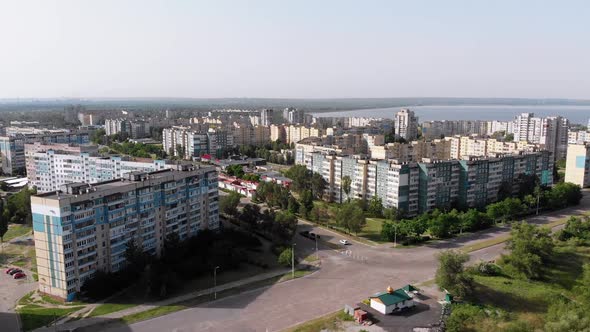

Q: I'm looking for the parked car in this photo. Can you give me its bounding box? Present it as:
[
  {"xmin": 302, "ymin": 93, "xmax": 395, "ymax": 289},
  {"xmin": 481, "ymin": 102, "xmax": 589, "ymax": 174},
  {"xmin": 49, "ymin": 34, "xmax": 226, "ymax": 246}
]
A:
[
  {"xmin": 9, "ymin": 268, "xmax": 23, "ymax": 276},
  {"xmin": 5, "ymin": 267, "xmax": 17, "ymax": 274},
  {"xmin": 299, "ymin": 231, "xmax": 310, "ymax": 238},
  {"xmin": 339, "ymin": 239, "xmax": 350, "ymax": 245},
  {"xmin": 13, "ymin": 272, "xmax": 26, "ymax": 280}
]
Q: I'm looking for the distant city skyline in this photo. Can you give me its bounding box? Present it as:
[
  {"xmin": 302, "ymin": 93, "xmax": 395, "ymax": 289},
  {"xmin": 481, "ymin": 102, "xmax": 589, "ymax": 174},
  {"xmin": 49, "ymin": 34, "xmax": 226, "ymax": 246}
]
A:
[{"xmin": 1, "ymin": 0, "xmax": 589, "ymax": 99}]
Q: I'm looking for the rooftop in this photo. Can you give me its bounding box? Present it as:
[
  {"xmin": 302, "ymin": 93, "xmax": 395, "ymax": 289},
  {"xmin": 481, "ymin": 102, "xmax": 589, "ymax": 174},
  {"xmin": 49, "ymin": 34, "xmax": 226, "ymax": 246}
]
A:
[{"xmin": 371, "ymin": 287, "xmax": 412, "ymax": 306}]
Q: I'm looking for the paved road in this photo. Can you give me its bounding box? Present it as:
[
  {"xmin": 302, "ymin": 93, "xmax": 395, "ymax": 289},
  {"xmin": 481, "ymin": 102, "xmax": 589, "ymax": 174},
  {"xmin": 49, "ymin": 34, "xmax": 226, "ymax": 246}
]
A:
[{"xmin": 97, "ymin": 192, "xmax": 590, "ymax": 332}]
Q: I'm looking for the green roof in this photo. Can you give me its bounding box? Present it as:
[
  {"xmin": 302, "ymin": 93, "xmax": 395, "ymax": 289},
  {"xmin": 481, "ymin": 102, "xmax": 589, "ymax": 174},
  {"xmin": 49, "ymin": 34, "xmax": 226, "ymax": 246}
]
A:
[
  {"xmin": 372, "ymin": 289, "xmax": 411, "ymax": 306},
  {"xmin": 402, "ymin": 284, "xmax": 417, "ymax": 292}
]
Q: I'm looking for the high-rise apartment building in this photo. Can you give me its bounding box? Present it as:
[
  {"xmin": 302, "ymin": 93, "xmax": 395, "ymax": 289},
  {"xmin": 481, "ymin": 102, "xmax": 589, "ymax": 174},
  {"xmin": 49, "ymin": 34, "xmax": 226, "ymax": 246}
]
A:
[
  {"xmin": 283, "ymin": 108, "xmax": 305, "ymax": 124},
  {"xmin": 565, "ymin": 144, "xmax": 590, "ymax": 188},
  {"xmin": 162, "ymin": 127, "xmax": 234, "ymax": 159},
  {"xmin": 298, "ymin": 150, "xmax": 553, "ymax": 216},
  {"xmin": 32, "ymin": 166, "xmax": 219, "ymax": 301},
  {"xmin": 394, "ymin": 109, "xmax": 418, "ymax": 141},
  {"xmin": 514, "ymin": 113, "xmax": 569, "ymax": 160},
  {"xmin": 25, "ymin": 143, "xmax": 172, "ymax": 193},
  {"xmin": 0, "ymin": 131, "xmax": 90, "ymax": 175},
  {"xmin": 260, "ymin": 109, "xmax": 273, "ymax": 126},
  {"xmin": 105, "ymin": 119, "xmax": 152, "ymax": 139}
]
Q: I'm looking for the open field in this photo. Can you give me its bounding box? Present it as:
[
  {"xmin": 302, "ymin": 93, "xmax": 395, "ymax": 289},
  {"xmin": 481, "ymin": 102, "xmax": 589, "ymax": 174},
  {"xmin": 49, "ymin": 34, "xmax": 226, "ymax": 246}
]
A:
[{"xmin": 453, "ymin": 245, "xmax": 590, "ymax": 331}]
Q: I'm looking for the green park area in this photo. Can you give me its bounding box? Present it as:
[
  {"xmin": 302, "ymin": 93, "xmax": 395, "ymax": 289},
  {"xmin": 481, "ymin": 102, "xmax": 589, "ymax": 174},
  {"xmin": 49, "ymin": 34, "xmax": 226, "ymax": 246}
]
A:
[{"xmin": 437, "ymin": 216, "xmax": 590, "ymax": 332}]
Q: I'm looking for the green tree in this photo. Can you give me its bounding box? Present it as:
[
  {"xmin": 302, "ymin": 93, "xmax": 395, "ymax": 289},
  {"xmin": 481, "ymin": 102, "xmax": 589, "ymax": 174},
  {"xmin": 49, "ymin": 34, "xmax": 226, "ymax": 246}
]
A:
[
  {"xmin": 240, "ymin": 204, "xmax": 261, "ymax": 230},
  {"xmin": 220, "ymin": 192, "xmax": 241, "ymax": 216},
  {"xmin": 287, "ymin": 196, "xmax": 300, "ymax": 214},
  {"xmin": 367, "ymin": 196, "xmax": 384, "ymax": 218},
  {"xmin": 547, "ymin": 182, "xmax": 583, "ymax": 209},
  {"xmin": 336, "ymin": 201, "xmax": 366, "ymax": 235},
  {"xmin": 502, "ymin": 222, "xmax": 554, "ymax": 279},
  {"xmin": 91, "ymin": 128, "xmax": 106, "ymax": 144},
  {"xmin": 310, "ymin": 172, "xmax": 327, "ymax": 200},
  {"xmin": 278, "ymin": 248, "xmax": 295, "ymax": 267},
  {"xmin": 428, "ymin": 212, "xmax": 459, "ymax": 238},
  {"xmin": 225, "ymin": 164, "xmax": 245, "ymax": 178},
  {"xmin": 341, "ymin": 176, "xmax": 352, "ymax": 202},
  {"xmin": 435, "ymin": 250, "xmax": 474, "ymax": 298},
  {"xmin": 299, "ymin": 190, "xmax": 314, "ymax": 218}
]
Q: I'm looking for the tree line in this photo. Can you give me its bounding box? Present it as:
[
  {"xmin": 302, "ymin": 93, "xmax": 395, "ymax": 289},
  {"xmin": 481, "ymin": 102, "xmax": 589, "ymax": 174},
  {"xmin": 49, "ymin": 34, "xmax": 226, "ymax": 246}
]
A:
[{"xmin": 381, "ymin": 182, "xmax": 583, "ymax": 245}]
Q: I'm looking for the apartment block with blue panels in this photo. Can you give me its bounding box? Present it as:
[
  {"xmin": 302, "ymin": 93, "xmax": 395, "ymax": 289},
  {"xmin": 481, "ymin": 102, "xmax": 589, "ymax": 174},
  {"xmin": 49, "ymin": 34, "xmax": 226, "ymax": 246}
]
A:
[{"xmin": 31, "ymin": 166, "xmax": 219, "ymax": 301}]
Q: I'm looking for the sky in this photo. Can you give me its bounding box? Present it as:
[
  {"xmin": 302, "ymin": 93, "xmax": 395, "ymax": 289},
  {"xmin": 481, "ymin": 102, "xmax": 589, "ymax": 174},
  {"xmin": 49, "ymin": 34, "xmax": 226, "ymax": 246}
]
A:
[{"xmin": 0, "ymin": 0, "xmax": 589, "ymax": 99}]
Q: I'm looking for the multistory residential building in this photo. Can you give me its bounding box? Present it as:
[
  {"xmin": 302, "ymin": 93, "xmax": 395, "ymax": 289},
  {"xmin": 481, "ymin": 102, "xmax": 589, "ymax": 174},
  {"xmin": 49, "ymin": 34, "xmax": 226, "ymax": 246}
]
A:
[
  {"xmin": 283, "ymin": 108, "xmax": 305, "ymax": 124},
  {"xmin": 568, "ymin": 130, "xmax": 590, "ymax": 144},
  {"xmin": 286, "ymin": 125, "xmax": 323, "ymax": 144},
  {"xmin": 298, "ymin": 150, "xmax": 553, "ymax": 216},
  {"xmin": 422, "ymin": 120, "xmax": 489, "ymax": 139},
  {"xmin": 260, "ymin": 109, "xmax": 273, "ymax": 126},
  {"xmin": 270, "ymin": 125, "xmax": 287, "ymax": 143},
  {"xmin": 77, "ymin": 112, "xmax": 103, "ymax": 126},
  {"xmin": 162, "ymin": 127, "xmax": 234, "ymax": 159},
  {"xmin": 32, "ymin": 166, "xmax": 219, "ymax": 300},
  {"xmin": 0, "ymin": 131, "xmax": 90, "ymax": 175},
  {"xmin": 565, "ymin": 144, "xmax": 590, "ymax": 188},
  {"xmin": 394, "ymin": 109, "xmax": 418, "ymax": 141},
  {"xmin": 25, "ymin": 143, "xmax": 173, "ymax": 192},
  {"xmin": 105, "ymin": 119, "xmax": 151, "ymax": 139},
  {"xmin": 514, "ymin": 113, "xmax": 569, "ymax": 160}
]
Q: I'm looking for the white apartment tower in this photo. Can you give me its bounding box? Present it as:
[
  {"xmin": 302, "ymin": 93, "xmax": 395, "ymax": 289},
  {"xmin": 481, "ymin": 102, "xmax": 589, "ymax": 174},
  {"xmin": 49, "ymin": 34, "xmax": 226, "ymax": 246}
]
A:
[{"xmin": 394, "ymin": 109, "xmax": 418, "ymax": 141}]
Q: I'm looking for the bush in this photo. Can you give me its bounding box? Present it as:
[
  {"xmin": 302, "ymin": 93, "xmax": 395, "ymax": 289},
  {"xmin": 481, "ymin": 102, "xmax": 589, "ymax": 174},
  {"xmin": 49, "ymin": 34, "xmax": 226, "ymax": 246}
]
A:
[
  {"xmin": 477, "ymin": 261, "xmax": 503, "ymax": 276},
  {"xmin": 445, "ymin": 304, "xmax": 486, "ymax": 332},
  {"xmin": 278, "ymin": 248, "xmax": 295, "ymax": 267}
]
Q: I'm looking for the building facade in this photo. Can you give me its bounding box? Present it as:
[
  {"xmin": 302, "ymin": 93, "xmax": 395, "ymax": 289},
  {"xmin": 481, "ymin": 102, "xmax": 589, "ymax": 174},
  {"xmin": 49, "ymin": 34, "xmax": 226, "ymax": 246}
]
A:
[
  {"xmin": 32, "ymin": 166, "xmax": 219, "ymax": 300},
  {"xmin": 25, "ymin": 143, "xmax": 173, "ymax": 193},
  {"xmin": 297, "ymin": 150, "xmax": 553, "ymax": 216},
  {"xmin": 394, "ymin": 109, "xmax": 418, "ymax": 141},
  {"xmin": 565, "ymin": 144, "xmax": 590, "ymax": 188},
  {"xmin": 0, "ymin": 131, "xmax": 90, "ymax": 175}
]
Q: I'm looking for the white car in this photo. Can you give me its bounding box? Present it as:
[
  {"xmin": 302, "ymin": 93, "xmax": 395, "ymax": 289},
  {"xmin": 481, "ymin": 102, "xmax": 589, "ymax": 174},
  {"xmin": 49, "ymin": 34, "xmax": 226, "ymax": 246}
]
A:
[{"xmin": 339, "ymin": 239, "xmax": 350, "ymax": 245}]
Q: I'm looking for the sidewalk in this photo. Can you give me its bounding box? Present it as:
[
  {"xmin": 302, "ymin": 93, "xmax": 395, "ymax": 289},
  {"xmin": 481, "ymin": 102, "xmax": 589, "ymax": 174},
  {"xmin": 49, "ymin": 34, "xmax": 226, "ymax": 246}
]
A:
[{"xmin": 34, "ymin": 268, "xmax": 290, "ymax": 332}]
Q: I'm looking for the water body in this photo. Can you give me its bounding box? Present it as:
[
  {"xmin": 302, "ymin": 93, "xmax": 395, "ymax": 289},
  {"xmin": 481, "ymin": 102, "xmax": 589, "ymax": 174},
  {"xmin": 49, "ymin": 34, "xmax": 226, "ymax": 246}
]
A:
[{"xmin": 312, "ymin": 105, "xmax": 590, "ymax": 124}]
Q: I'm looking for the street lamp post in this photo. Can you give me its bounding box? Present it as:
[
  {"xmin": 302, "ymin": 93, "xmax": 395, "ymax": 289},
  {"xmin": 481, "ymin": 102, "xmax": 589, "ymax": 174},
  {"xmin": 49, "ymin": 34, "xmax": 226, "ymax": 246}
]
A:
[
  {"xmin": 292, "ymin": 243, "xmax": 296, "ymax": 279},
  {"xmin": 394, "ymin": 223, "xmax": 398, "ymax": 248},
  {"xmin": 214, "ymin": 266, "xmax": 220, "ymax": 300},
  {"xmin": 315, "ymin": 235, "xmax": 319, "ymax": 260}
]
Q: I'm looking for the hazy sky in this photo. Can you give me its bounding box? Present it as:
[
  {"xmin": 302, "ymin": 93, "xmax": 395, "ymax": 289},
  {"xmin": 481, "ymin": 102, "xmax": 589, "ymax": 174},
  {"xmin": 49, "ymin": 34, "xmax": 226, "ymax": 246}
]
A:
[{"xmin": 1, "ymin": 0, "xmax": 589, "ymax": 99}]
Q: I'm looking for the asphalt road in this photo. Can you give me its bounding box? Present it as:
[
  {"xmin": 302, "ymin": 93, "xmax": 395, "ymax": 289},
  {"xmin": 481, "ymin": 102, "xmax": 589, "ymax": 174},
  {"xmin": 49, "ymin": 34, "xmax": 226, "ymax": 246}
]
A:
[{"xmin": 100, "ymin": 191, "xmax": 590, "ymax": 332}]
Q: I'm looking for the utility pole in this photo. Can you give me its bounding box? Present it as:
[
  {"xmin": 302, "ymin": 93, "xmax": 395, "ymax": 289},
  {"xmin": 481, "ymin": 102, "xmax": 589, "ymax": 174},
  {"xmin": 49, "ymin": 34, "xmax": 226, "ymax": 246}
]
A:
[
  {"xmin": 292, "ymin": 243, "xmax": 296, "ymax": 279},
  {"xmin": 214, "ymin": 266, "xmax": 220, "ymax": 300}
]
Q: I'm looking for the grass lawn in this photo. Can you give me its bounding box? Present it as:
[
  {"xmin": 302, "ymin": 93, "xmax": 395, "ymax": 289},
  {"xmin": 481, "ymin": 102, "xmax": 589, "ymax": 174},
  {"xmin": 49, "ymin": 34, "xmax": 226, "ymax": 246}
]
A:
[
  {"xmin": 456, "ymin": 244, "xmax": 590, "ymax": 331},
  {"xmin": 3, "ymin": 224, "xmax": 32, "ymax": 242},
  {"xmin": 121, "ymin": 305, "xmax": 185, "ymax": 324},
  {"xmin": 18, "ymin": 306, "xmax": 85, "ymax": 331},
  {"xmin": 90, "ymin": 303, "xmax": 138, "ymax": 317},
  {"xmin": 283, "ymin": 310, "xmax": 353, "ymax": 332},
  {"xmin": 462, "ymin": 234, "xmax": 512, "ymax": 253},
  {"xmin": 359, "ymin": 218, "xmax": 387, "ymax": 243}
]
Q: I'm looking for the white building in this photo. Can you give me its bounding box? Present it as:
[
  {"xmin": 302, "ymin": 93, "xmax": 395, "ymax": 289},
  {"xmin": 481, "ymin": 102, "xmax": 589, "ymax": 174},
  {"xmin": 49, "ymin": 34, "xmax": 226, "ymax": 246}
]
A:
[
  {"xmin": 394, "ymin": 109, "xmax": 418, "ymax": 141},
  {"xmin": 565, "ymin": 144, "xmax": 590, "ymax": 188},
  {"xmin": 260, "ymin": 109, "xmax": 273, "ymax": 126},
  {"xmin": 25, "ymin": 143, "xmax": 172, "ymax": 192}
]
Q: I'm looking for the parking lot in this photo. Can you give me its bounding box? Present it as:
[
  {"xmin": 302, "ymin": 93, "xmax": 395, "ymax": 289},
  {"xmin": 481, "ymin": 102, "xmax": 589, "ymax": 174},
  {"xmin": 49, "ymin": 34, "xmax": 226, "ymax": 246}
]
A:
[{"xmin": 0, "ymin": 265, "xmax": 37, "ymax": 332}]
